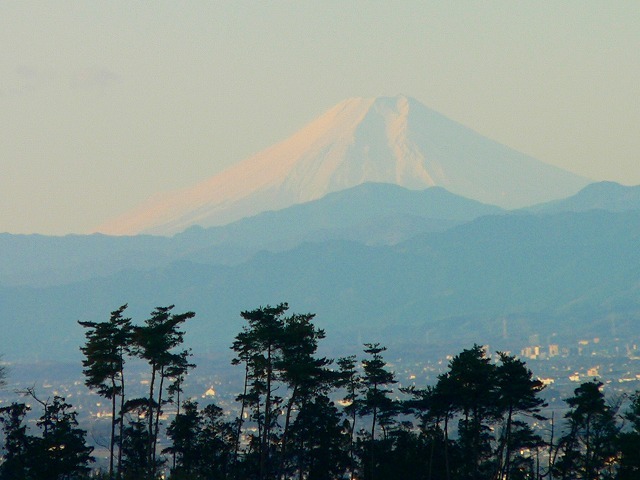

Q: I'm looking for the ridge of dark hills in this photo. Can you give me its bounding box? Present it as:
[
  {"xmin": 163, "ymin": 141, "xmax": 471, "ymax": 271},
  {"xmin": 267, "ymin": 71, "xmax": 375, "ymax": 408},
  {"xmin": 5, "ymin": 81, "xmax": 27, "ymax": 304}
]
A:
[
  {"xmin": 2, "ymin": 207, "xmax": 639, "ymax": 362},
  {"xmin": 177, "ymin": 183, "xmax": 503, "ymax": 258},
  {"xmin": 0, "ymin": 183, "xmax": 501, "ymax": 287},
  {"xmin": 525, "ymin": 181, "xmax": 640, "ymax": 214}
]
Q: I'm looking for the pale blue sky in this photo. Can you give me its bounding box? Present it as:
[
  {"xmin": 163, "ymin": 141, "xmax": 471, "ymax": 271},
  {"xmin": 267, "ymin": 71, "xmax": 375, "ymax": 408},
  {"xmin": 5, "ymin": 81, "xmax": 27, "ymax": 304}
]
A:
[{"xmin": 2, "ymin": 1, "xmax": 639, "ymax": 234}]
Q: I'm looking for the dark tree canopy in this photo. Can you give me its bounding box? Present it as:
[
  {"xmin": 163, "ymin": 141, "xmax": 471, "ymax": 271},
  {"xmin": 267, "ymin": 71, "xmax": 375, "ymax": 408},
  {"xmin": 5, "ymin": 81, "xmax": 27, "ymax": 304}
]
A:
[
  {"xmin": 79, "ymin": 304, "xmax": 132, "ymax": 479},
  {"xmin": 5, "ymin": 303, "xmax": 640, "ymax": 480}
]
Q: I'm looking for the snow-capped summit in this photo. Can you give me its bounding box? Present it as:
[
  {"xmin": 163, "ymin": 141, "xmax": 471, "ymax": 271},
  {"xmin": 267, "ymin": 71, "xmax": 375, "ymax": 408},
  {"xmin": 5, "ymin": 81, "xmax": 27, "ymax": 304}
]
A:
[{"xmin": 98, "ymin": 95, "xmax": 589, "ymax": 235}]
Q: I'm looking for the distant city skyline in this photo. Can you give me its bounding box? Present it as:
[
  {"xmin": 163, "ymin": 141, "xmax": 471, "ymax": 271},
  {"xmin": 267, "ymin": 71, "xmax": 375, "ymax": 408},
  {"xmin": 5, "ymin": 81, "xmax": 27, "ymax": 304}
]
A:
[{"xmin": 2, "ymin": 2, "xmax": 639, "ymax": 235}]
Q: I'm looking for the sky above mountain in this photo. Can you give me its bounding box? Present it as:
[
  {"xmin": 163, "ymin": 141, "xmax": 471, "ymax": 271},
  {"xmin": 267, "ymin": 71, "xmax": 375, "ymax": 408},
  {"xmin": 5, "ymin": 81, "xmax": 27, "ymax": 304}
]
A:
[{"xmin": 2, "ymin": 2, "xmax": 639, "ymax": 235}]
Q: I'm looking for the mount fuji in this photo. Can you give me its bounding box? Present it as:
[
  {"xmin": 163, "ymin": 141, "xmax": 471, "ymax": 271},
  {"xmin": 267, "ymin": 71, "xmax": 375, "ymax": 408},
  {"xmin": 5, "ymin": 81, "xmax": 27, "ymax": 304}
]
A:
[{"xmin": 98, "ymin": 95, "xmax": 589, "ymax": 235}]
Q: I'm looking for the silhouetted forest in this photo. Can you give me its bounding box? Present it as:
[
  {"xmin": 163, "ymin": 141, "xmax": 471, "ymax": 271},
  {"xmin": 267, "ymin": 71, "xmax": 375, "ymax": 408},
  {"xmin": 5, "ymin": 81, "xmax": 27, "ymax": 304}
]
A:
[{"xmin": 1, "ymin": 303, "xmax": 639, "ymax": 480}]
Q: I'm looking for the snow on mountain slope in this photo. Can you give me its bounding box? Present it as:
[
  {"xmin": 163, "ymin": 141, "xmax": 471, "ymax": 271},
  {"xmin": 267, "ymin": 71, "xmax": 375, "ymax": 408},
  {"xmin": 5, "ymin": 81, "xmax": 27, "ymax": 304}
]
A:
[{"xmin": 98, "ymin": 95, "xmax": 589, "ymax": 235}]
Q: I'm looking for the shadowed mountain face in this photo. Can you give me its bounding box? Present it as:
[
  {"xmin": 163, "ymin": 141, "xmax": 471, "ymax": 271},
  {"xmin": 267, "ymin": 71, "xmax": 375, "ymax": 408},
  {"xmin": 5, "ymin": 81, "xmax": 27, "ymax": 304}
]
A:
[
  {"xmin": 98, "ymin": 95, "xmax": 589, "ymax": 235},
  {"xmin": 3, "ymin": 208, "xmax": 640, "ymax": 361},
  {"xmin": 526, "ymin": 181, "xmax": 640, "ymax": 214},
  {"xmin": 0, "ymin": 184, "xmax": 501, "ymax": 287}
]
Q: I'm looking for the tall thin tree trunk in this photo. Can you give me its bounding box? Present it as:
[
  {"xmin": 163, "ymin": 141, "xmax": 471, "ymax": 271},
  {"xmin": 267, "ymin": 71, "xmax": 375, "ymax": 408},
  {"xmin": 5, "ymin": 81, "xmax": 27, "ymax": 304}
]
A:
[
  {"xmin": 297, "ymin": 435, "xmax": 304, "ymax": 480},
  {"xmin": 261, "ymin": 343, "xmax": 273, "ymax": 480},
  {"xmin": 148, "ymin": 362, "xmax": 156, "ymax": 479},
  {"xmin": 472, "ymin": 407, "xmax": 480, "ymax": 480},
  {"xmin": 585, "ymin": 414, "xmax": 591, "ymax": 480},
  {"xmin": 503, "ymin": 404, "xmax": 514, "ymax": 480},
  {"xmin": 548, "ymin": 412, "xmax": 555, "ymax": 480},
  {"xmin": 370, "ymin": 383, "xmax": 378, "ymax": 480},
  {"xmin": 110, "ymin": 378, "xmax": 117, "ymax": 480},
  {"xmin": 152, "ymin": 366, "xmax": 166, "ymax": 478},
  {"xmin": 278, "ymin": 386, "xmax": 298, "ymax": 480},
  {"xmin": 234, "ymin": 362, "xmax": 249, "ymax": 480},
  {"xmin": 347, "ymin": 402, "xmax": 357, "ymax": 480},
  {"xmin": 173, "ymin": 384, "xmax": 181, "ymax": 472},
  {"xmin": 444, "ymin": 414, "xmax": 451, "ymax": 480},
  {"xmin": 118, "ymin": 363, "xmax": 126, "ymax": 479},
  {"xmin": 427, "ymin": 421, "xmax": 436, "ymax": 480}
]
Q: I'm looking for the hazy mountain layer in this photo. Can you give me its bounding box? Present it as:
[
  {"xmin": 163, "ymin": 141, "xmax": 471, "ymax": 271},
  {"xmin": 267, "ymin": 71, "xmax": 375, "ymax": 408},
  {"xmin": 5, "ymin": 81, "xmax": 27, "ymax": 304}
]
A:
[
  {"xmin": 0, "ymin": 184, "xmax": 498, "ymax": 287},
  {"xmin": 3, "ymin": 209, "xmax": 639, "ymax": 361},
  {"xmin": 526, "ymin": 181, "xmax": 640, "ymax": 214},
  {"xmin": 98, "ymin": 95, "xmax": 589, "ymax": 235}
]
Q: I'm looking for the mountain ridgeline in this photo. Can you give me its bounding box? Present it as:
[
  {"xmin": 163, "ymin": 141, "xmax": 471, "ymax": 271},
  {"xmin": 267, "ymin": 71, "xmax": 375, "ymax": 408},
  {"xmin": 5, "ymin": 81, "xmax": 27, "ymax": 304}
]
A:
[
  {"xmin": 0, "ymin": 183, "xmax": 501, "ymax": 287},
  {"xmin": 97, "ymin": 95, "xmax": 588, "ymax": 235},
  {"xmin": 1, "ymin": 181, "xmax": 639, "ymax": 361}
]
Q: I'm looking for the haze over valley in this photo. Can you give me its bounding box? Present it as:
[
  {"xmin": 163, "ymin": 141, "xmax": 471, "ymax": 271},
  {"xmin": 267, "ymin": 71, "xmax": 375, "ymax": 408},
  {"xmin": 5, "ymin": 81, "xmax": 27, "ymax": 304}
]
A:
[{"xmin": 0, "ymin": 95, "xmax": 638, "ymax": 364}]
